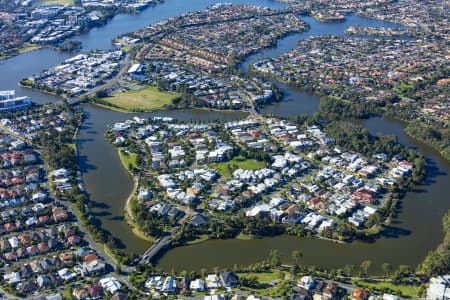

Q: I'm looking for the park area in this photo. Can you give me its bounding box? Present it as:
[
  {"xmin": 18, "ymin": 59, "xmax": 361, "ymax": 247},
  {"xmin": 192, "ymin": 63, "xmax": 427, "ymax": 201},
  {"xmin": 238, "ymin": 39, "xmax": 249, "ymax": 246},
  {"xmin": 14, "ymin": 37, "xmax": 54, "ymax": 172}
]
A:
[
  {"xmin": 118, "ymin": 149, "xmax": 138, "ymax": 171},
  {"xmin": 104, "ymin": 86, "xmax": 181, "ymax": 111},
  {"xmin": 209, "ymin": 156, "xmax": 266, "ymax": 178}
]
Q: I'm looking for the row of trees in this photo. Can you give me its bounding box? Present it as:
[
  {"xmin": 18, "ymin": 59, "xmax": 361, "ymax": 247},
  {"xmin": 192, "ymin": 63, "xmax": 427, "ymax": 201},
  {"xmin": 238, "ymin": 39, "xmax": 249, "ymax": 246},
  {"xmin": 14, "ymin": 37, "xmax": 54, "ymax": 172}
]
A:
[
  {"xmin": 417, "ymin": 210, "xmax": 450, "ymax": 276},
  {"xmin": 319, "ymin": 96, "xmax": 385, "ymax": 120},
  {"xmin": 406, "ymin": 120, "xmax": 450, "ymax": 162}
]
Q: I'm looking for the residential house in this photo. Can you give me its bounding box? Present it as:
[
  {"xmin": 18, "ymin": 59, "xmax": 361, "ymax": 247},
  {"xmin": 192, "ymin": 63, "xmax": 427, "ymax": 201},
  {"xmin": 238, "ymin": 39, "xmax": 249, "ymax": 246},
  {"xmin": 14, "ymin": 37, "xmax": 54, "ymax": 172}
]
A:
[
  {"xmin": 162, "ymin": 276, "xmax": 176, "ymax": 293},
  {"xmin": 351, "ymin": 288, "xmax": 368, "ymax": 300},
  {"xmin": 99, "ymin": 277, "xmax": 121, "ymax": 294},
  {"xmin": 190, "ymin": 278, "xmax": 205, "ymax": 292},
  {"xmin": 220, "ymin": 271, "xmax": 239, "ymax": 288},
  {"xmin": 206, "ymin": 274, "xmax": 222, "ymax": 289}
]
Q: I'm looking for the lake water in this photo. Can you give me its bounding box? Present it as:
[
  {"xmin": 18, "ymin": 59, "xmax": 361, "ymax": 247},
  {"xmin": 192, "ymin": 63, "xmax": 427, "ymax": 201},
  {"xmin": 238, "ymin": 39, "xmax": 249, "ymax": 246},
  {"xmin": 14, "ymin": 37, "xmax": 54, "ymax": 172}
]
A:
[
  {"xmin": 157, "ymin": 117, "xmax": 450, "ymax": 274},
  {"xmin": 0, "ymin": 0, "xmax": 447, "ymax": 274}
]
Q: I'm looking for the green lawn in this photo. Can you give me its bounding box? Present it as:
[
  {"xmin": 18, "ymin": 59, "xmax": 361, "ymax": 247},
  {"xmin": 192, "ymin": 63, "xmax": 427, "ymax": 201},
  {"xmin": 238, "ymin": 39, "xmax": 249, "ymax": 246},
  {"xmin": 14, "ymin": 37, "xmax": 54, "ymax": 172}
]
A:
[
  {"xmin": 238, "ymin": 271, "xmax": 278, "ymax": 283},
  {"xmin": 121, "ymin": 45, "xmax": 132, "ymax": 52},
  {"xmin": 103, "ymin": 244, "xmax": 119, "ymax": 265},
  {"xmin": 209, "ymin": 155, "xmax": 265, "ymax": 178},
  {"xmin": 185, "ymin": 234, "xmax": 210, "ymax": 245},
  {"xmin": 105, "ymin": 86, "xmax": 180, "ymax": 111},
  {"xmin": 18, "ymin": 44, "xmax": 42, "ymax": 54},
  {"xmin": 118, "ymin": 150, "xmax": 137, "ymax": 171},
  {"xmin": 209, "ymin": 162, "xmax": 233, "ymax": 177},
  {"xmin": 236, "ymin": 232, "xmax": 256, "ymax": 240},
  {"xmin": 62, "ymin": 287, "xmax": 73, "ymax": 300},
  {"xmin": 232, "ymin": 155, "xmax": 266, "ymax": 169},
  {"xmin": 352, "ymin": 280, "xmax": 419, "ymax": 298},
  {"xmin": 237, "ymin": 270, "xmax": 288, "ymax": 297}
]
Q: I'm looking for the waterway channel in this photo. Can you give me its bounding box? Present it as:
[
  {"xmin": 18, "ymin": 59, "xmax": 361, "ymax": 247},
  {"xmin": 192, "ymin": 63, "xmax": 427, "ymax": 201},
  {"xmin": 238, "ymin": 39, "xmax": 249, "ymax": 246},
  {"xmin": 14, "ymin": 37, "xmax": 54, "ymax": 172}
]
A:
[{"xmin": 0, "ymin": 0, "xmax": 448, "ymax": 274}]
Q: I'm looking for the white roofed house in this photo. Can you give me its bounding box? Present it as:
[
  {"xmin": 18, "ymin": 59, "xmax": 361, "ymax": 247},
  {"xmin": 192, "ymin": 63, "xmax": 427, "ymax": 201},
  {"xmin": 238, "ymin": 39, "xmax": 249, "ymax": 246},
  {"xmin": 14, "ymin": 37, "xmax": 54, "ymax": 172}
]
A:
[
  {"xmin": 169, "ymin": 146, "xmax": 185, "ymax": 160},
  {"xmin": 190, "ymin": 278, "xmax": 205, "ymax": 292},
  {"xmin": 8, "ymin": 236, "xmax": 19, "ymax": 248},
  {"xmin": 99, "ymin": 277, "xmax": 121, "ymax": 294},
  {"xmin": 272, "ymin": 155, "xmax": 288, "ymax": 170},
  {"xmin": 138, "ymin": 189, "xmax": 152, "ymax": 202},
  {"xmin": 145, "ymin": 276, "xmax": 164, "ymax": 291},
  {"xmin": 298, "ymin": 275, "xmax": 316, "ymax": 290},
  {"xmin": 4, "ymin": 272, "xmax": 20, "ymax": 284},
  {"xmin": 206, "ymin": 274, "xmax": 222, "ymax": 289},
  {"xmin": 50, "ymin": 168, "xmax": 69, "ymax": 177},
  {"xmin": 127, "ymin": 63, "xmax": 144, "ymax": 74},
  {"xmin": 426, "ymin": 275, "xmax": 450, "ymax": 300},
  {"xmin": 246, "ymin": 204, "xmax": 271, "ymax": 218},
  {"xmin": 161, "ymin": 276, "xmax": 176, "ymax": 293},
  {"xmin": 32, "ymin": 191, "xmax": 47, "ymax": 202}
]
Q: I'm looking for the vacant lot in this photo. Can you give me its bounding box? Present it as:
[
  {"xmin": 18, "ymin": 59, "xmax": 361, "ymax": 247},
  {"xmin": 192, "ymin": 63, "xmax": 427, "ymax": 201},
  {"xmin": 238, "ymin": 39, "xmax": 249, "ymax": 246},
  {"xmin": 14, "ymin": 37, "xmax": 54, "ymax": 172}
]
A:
[
  {"xmin": 105, "ymin": 86, "xmax": 180, "ymax": 111},
  {"xmin": 351, "ymin": 280, "xmax": 419, "ymax": 298},
  {"xmin": 210, "ymin": 155, "xmax": 266, "ymax": 177}
]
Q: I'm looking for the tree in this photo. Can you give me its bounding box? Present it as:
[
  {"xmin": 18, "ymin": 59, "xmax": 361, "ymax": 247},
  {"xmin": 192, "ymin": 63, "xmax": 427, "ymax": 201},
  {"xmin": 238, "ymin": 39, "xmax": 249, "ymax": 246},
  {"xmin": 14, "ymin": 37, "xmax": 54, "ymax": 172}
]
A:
[
  {"xmin": 394, "ymin": 264, "xmax": 412, "ymax": 280},
  {"xmin": 292, "ymin": 250, "xmax": 302, "ymax": 266},
  {"xmin": 291, "ymin": 250, "xmax": 302, "ymax": 276},
  {"xmin": 343, "ymin": 264, "xmax": 355, "ymax": 276},
  {"xmin": 365, "ymin": 213, "xmax": 382, "ymax": 228},
  {"xmin": 95, "ymin": 90, "xmax": 107, "ymax": 98},
  {"xmin": 200, "ymin": 268, "xmax": 207, "ymax": 279},
  {"xmin": 115, "ymin": 263, "xmax": 122, "ymax": 275},
  {"xmin": 240, "ymin": 276, "xmax": 259, "ymax": 288},
  {"xmin": 360, "ymin": 260, "xmax": 372, "ymax": 277},
  {"xmin": 268, "ymin": 249, "xmax": 282, "ymax": 267},
  {"xmin": 381, "ymin": 263, "xmax": 393, "ymax": 278}
]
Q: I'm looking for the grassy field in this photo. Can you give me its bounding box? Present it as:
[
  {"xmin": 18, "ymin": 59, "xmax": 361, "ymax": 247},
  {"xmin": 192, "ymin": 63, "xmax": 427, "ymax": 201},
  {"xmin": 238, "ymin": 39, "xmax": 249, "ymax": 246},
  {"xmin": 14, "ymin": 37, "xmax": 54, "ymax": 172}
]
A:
[
  {"xmin": 236, "ymin": 233, "xmax": 257, "ymax": 240},
  {"xmin": 121, "ymin": 45, "xmax": 132, "ymax": 52},
  {"xmin": 39, "ymin": 0, "xmax": 74, "ymax": 5},
  {"xmin": 237, "ymin": 270, "xmax": 290, "ymax": 297},
  {"xmin": 18, "ymin": 44, "xmax": 42, "ymax": 54},
  {"xmin": 103, "ymin": 244, "xmax": 119, "ymax": 265},
  {"xmin": 62, "ymin": 287, "xmax": 73, "ymax": 300},
  {"xmin": 209, "ymin": 155, "xmax": 266, "ymax": 177},
  {"xmin": 185, "ymin": 234, "xmax": 210, "ymax": 245},
  {"xmin": 238, "ymin": 271, "xmax": 278, "ymax": 283},
  {"xmin": 105, "ymin": 86, "xmax": 180, "ymax": 111},
  {"xmin": 118, "ymin": 150, "xmax": 137, "ymax": 171},
  {"xmin": 352, "ymin": 280, "xmax": 419, "ymax": 298}
]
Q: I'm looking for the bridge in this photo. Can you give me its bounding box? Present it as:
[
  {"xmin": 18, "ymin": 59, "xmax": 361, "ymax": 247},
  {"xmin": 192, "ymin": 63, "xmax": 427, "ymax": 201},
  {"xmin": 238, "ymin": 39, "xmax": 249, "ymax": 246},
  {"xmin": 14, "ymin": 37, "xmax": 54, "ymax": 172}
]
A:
[{"xmin": 140, "ymin": 235, "xmax": 172, "ymax": 263}]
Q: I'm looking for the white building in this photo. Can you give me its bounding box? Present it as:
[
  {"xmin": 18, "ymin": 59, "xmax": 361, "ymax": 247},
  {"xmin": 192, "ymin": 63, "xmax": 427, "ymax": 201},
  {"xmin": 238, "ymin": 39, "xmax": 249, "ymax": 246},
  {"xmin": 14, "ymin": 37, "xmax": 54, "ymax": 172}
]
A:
[
  {"xmin": 190, "ymin": 278, "xmax": 205, "ymax": 292},
  {"xmin": 427, "ymin": 275, "xmax": 450, "ymax": 300},
  {"xmin": 0, "ymin": 90, "xmax": 32, "ymax": 112},
  {"xmin": 99, "ymin": 277, "xmax": 121, "ymax": 294}
]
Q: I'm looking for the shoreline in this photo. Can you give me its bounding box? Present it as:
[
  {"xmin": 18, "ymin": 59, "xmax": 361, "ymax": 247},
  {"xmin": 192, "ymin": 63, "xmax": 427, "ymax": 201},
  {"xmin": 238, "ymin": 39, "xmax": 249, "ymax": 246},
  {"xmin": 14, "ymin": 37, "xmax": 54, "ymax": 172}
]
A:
[
  {"xmin": 109, "ymin": 112, "xmax": 412, "ymax": 262},
  {"xmin": 92, "ymin": 100, "xmax": 251, "ymax": 115},
  {"xmin": 18, "ymin": 82, "xmax": 68, "ymax": 100},
  {"xmin": 0, "ymin": 44, "xmax": 44, "ymax": 61},
  {"xmin": 116, "ymin": 148, "xmax": 155, "ymax": 244}
]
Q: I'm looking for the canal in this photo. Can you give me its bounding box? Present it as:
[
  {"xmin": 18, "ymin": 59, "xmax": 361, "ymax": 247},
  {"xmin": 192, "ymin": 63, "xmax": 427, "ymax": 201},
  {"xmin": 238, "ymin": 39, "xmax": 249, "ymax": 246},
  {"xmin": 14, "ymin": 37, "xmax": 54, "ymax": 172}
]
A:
[
  {"xmin": 156, "ymin": 116, "xmax": 450, "ymax": 274},
  {"xmin": 77, "ymin": 105, "xmax": 248, "ymax": 252},
  {"xmin": 0, "ymin": 0, "xmax": 448, "ymax": 274}
]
